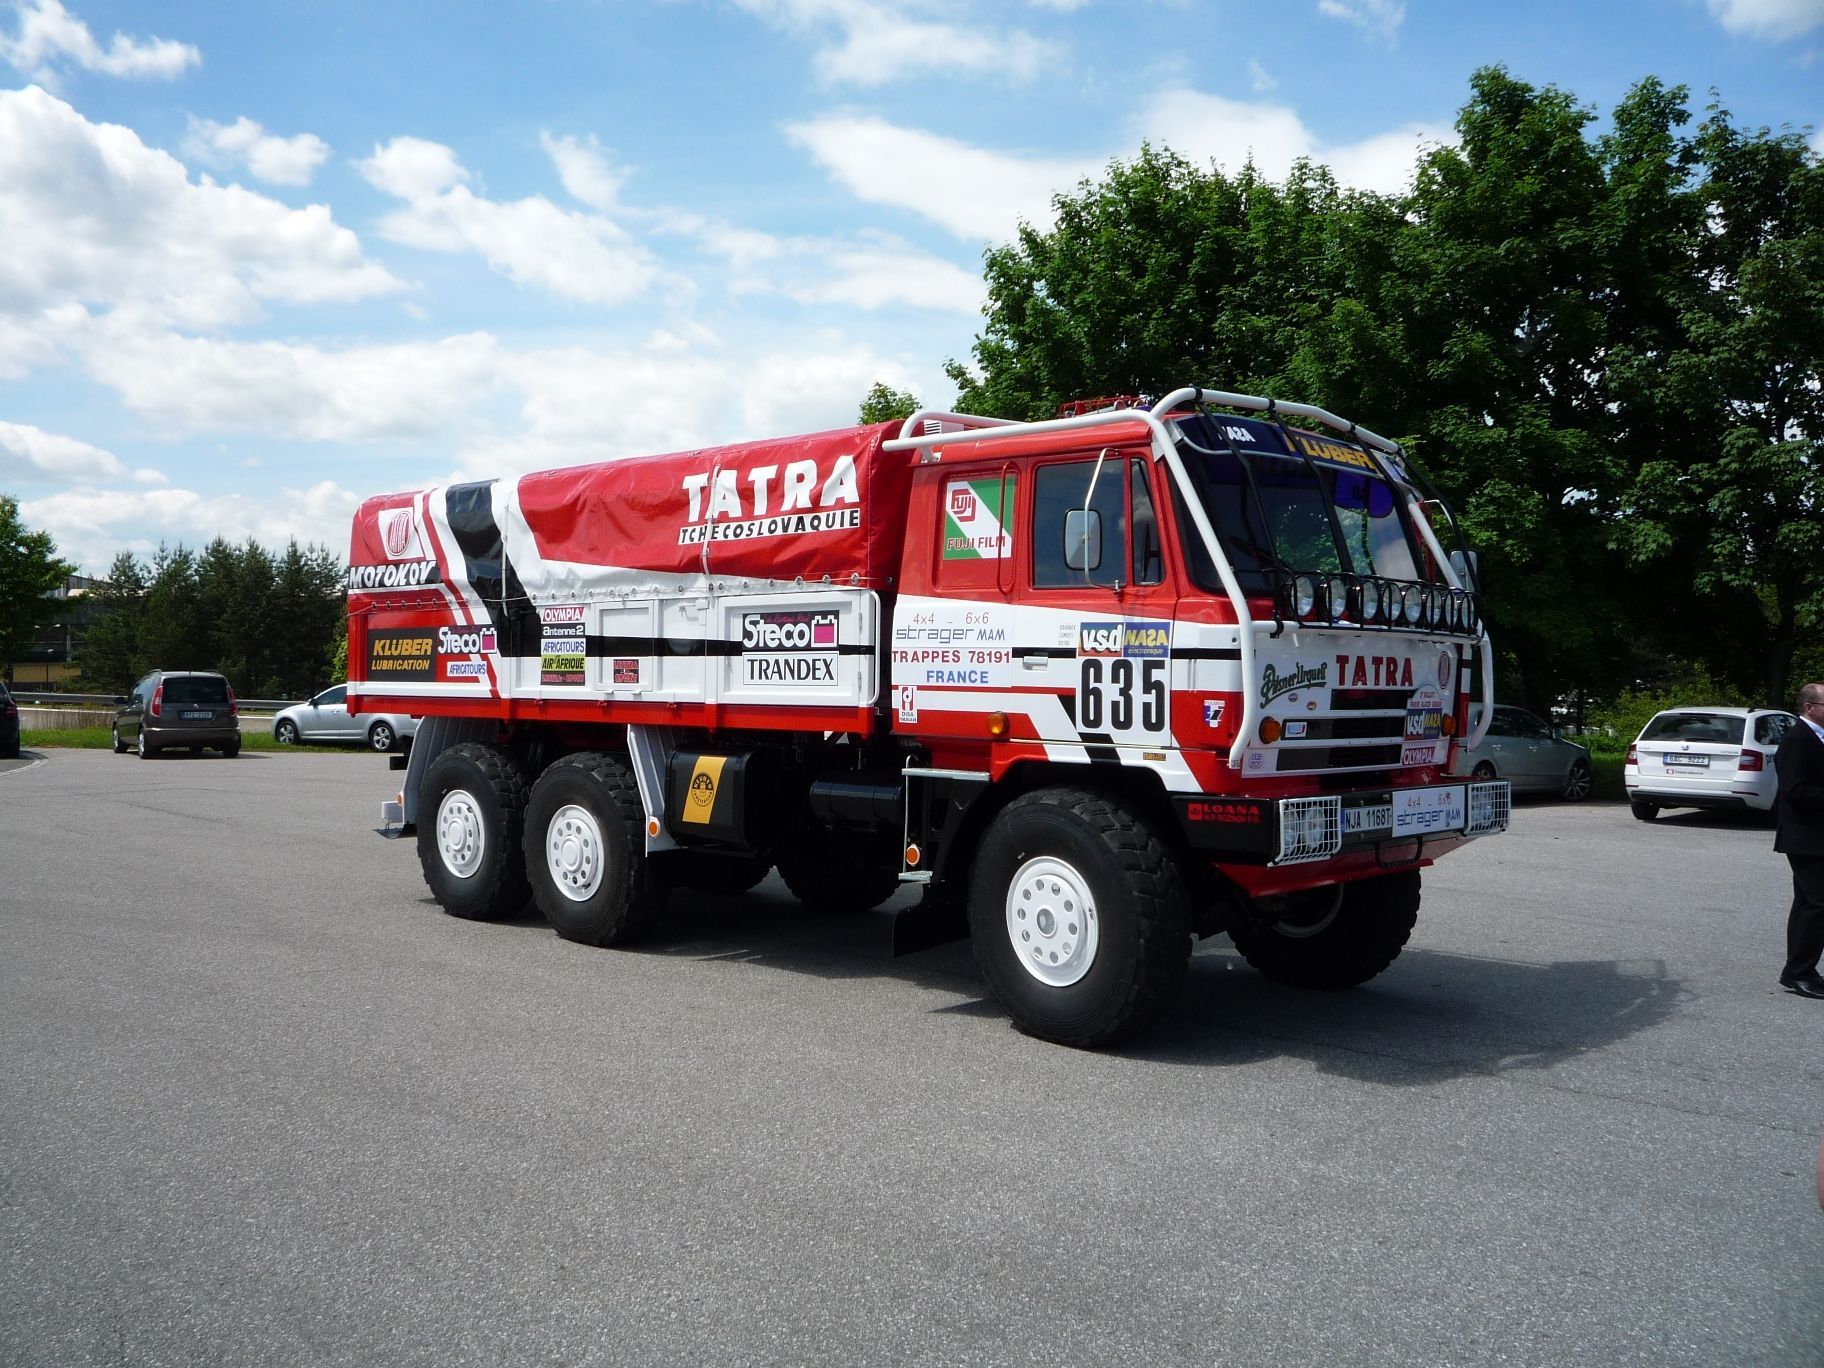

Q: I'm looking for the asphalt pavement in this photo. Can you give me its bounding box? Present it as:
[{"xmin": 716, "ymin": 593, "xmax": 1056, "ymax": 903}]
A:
[{"xmin": 2, "ymin": 748, "xmax": 1820, "ymax": 1366}]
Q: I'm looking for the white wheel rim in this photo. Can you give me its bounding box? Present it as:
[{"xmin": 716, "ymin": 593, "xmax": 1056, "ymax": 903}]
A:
[
  {"xmin": 435, "ymin": 790, "xmax": 486, "ymax": 879},
  {"xmin": 545, "ymin": 803, "xmax": 605, "ymax": 903},
  {"xmin": 1006, "ymin": 856, "xmax": 1098, "ymax": 987}
]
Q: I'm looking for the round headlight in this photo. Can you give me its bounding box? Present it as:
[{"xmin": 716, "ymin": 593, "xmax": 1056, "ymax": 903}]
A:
[
  {"xmin": 1293, "ymin": 574, "xmax": 1316, "ymax": 617},
  {"xmin": 1401, "ymin": 584, "xmax": 1422, "ymax": 625},
  {"xmin": 1359, "ymin": 580, "xmax": 1380, "ymax": 622},
  {"xmin": 1327, "ymin": 576, "xmax": 1348, "ymax": 621}
]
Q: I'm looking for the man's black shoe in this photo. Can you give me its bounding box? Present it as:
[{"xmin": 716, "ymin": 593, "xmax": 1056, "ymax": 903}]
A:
[{"xmin": 1780, "ymin": 975, "xmax": 1824, "ymax": 999}]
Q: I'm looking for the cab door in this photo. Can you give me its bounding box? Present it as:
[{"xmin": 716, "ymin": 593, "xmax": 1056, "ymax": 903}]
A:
[{"xmin": 1022, "ymin": 452, "xmax": 1177, "ymax": 750}]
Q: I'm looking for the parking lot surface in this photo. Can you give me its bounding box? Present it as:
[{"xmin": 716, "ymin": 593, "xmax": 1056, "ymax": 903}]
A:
[{"xmin": 3, "ymin": 748, "xmax": 1821, "ymax": 1366}]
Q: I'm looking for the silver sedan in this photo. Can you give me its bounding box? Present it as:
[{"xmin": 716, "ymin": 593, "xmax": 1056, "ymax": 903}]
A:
[
  {"xmin": 1450, "ymin": 704, "xmax": 1594, "ymax": 800},
  {"xmin": 271, "ymin": 685, "xmax": 418, "ymax": 753}
]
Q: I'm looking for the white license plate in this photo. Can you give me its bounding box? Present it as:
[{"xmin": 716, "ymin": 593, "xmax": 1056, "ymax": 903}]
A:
[
  {"xmin": 1392, "ymin": 785, "xmax": 1467, "ymax": 837},
  {"xmin": 182, "ymin": 710, "xmax": 213, "ymax": 720},
  {"xmin": 1663, "ymin": 754, "xmax": 1709, "ymax": 768}
]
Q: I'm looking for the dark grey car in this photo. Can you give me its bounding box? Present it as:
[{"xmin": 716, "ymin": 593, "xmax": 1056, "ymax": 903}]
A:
[{"xmin": 113, "ymin": 671, "xmax": 242, "ymax": 759}]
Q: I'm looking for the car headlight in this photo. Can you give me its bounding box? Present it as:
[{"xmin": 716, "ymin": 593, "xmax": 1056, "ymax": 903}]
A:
[{"xmin": 1293, "ymin": 574, "xmax": 1316, "ymax": 617}]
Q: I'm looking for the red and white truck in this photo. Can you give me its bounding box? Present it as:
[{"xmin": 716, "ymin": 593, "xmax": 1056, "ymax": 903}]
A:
[{"xmin": 347, "ymin": 386, "xmax": 1507, "ymax": 1046}]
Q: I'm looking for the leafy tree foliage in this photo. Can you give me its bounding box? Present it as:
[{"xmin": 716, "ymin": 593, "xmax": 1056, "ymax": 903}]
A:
[
  {"xmin": 75, "ymin": 538, "xmax": 345, "ymax": 699},
  {"xmin": 858, "ymin": 382, "xmax": 921, "ymax": 424},
  {"xmin": 0, "ymin": 495, "xmax": 74, "ymax": 684},
  {"xmin": 946, "ymin": 67, "xmax": 1823, "ymax": 709}
]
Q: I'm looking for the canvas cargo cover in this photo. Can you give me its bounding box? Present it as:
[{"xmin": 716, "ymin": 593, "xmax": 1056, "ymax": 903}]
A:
[{"xmin": 349, "ymin": 421, "xmax": 915, "ymax": 602}]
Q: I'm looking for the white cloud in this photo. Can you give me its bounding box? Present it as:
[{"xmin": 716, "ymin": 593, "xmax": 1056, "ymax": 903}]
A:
[
  {"xmin": 1706, "ymin": 0, "xmax": 1824, "ymax": 38},
  {"xmin": 0, "ymin": 0, "xmax": 199, "ymax": 85},
  {"xmin": 23, "ymin": 479, "xmax": 361, "ymax": 572},
  {"xmin": 788, "ymin": 114, "xmax": 1096, "ymax": 240},
  {"xmin": 1247, "ymin": 58, "xmax": 1277, "ymax": 93},
  {"xmin": 540, "ymin": 131, "xmax": 627, "ymax": 212},
  {"xmin": 80, "ymin": 326, "xmax": 507, "ymax": 441},
  {"xmin": 359, "ymin": 135, "xmax": 660, "ymax": 306},
  {"xmin": 728, "ymin": 0, "xmax": 1057, "ymax": 87},
  {"xmin": 184, "ymin": 115, "xmax": 329, "ymax": 187},
  {"xmin": 1316, "ymin": 0, "xmax": 1407, "ymax": 40},
  {"xmin": 0, "ymin": 418, "xmax": 125, "ymax": 482},
  {"xmin": 0, "ymin": 86, "xmax": 400, "ymax": 336},
  {"xmin": 1140, "ymin": 87, "xmax": 1449, "ymax": 194}
]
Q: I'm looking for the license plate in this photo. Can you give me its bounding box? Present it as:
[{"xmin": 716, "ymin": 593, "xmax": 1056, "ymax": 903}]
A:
[
  {"xmin": 182, "ymin": 710, "xmax": 213, "ymax": 720},
  {"xmin": 1664, "ymin": 754, "xmax": 1709, "ymax": 768},
  {"xmin": 1392, "ymin": 785, "xmax": 1467, "ymax": 837}
]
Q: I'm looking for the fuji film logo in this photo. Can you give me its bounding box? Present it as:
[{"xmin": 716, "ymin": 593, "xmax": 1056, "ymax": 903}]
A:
[{"xmin": 950, "ymin": 486, "xmax": 976, "ymax": 518}]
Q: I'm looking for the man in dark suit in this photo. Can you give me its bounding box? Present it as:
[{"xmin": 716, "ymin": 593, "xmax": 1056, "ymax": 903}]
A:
[{"xmin": 1776, "ymin": 682, "xmax": 1824, "ymax": 998}]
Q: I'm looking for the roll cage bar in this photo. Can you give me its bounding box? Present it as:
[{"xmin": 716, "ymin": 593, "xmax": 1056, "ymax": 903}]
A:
[{"xmin": 887, "ymin": 385, "xmax": 1495, "ymax": 763}]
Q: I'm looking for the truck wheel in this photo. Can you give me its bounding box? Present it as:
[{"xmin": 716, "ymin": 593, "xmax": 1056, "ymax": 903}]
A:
[
  {"xmin": 776, "ymin": 840, "xmax": 902, "ymax": 914},
  {"xmin": 677, "ymin": 854, "xmax": 772, "ymax": 896},
  {"xmin": 417, "ymin": 743, "xmax": 531, "ymax": 921},
  {"xmin": 967, "ymin": 789, "xmax": 1191, "ymax": 1048},
  {"xmin": 524, "ymin": 752, "xmax": 668, "ymax": 946},
  {"xmin": 1228, "ymin": 870, "xmax": 1420, "ymax": 990}
]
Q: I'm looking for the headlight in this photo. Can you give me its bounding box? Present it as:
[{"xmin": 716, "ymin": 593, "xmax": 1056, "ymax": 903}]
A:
[
  {"xmin": 1293, "ymin": 575, "xmax": 1316, "ymax": 617},
  {"xmin": 1446, "ymin": 591, "xmax": 1462, "ymax": 630},
  {"xmin": 1401, "ymin": 584, "xmax": 1422, "ymax": 625},
  {"xmin": 1326, "ymin": 576, "xmax": 1348, "ymax": 621},
  {"xmin": 1428, "ymin": 587, "xmax": 1445, "ymax": 627},
  {"xmin": 1359, "ymin": 579, "xmax": 1380, "ymax": 622}
]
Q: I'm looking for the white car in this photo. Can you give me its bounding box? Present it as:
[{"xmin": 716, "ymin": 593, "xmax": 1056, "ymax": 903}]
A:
[
  {"xmin": 1624, "ymin": 706, "xmax": 1798, "ymax": 820},
  {"xmin": 272, "ymin": 684, "xmax": 418, "ymax": 753}
]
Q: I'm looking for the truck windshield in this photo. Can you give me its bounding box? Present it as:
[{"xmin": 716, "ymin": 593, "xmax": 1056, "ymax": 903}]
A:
[{"xmin": 1169, "ymin": 416, "xmax": 1429, "ymax": 596}]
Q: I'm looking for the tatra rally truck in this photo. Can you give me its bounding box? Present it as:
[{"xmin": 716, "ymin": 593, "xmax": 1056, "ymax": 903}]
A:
[{"xmin": 347, "ymin": 387, "xmax": 1509, "ymax": 1047}]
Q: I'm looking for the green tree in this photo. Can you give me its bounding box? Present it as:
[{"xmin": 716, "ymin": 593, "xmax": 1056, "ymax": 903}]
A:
[
  {"xmin": 0, "ymin": 495, "xmax": 74, "ymax": 684},
  {"xmin": 858, "ymin": 382, "xmax": 921, "ymax": 424},
  {"xmin": 74, "ymin": 551, "xmax": 150, "ymax": 693}
]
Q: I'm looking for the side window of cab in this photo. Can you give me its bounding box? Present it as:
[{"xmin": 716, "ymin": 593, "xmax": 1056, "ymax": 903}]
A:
[{"xmin": 1030, "ymin": 456, "xmax": 1163, "ymax": 590}]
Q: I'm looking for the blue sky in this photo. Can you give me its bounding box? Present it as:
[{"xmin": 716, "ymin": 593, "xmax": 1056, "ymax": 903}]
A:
[{"xmin": 1, "ymin": 0, "xmax": 1820, "ymax": 574}]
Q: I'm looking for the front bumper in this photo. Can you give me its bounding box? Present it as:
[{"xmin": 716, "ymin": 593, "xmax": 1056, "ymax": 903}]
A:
[{"xmin": 1177, "ymin": 780, "xmax": 1512, "ymax": 866}]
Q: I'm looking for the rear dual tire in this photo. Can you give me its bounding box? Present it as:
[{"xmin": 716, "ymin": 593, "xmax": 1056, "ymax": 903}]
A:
[
  {"xmin": 417, "ymin": 743, "xmax": 532, "ymax": 920},
  {"xmin": 523, "ymin": 753, "xmax": 668, "ymax": 946}
]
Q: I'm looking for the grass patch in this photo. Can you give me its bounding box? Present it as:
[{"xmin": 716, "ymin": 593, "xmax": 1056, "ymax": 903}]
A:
[
  {"xmin": 1591, "ymin": 752, "xmax": 1628, "ymax": 802},
  {"xmin": 24, "ymin": 726, "xmax": 357, "ymax": 754}
]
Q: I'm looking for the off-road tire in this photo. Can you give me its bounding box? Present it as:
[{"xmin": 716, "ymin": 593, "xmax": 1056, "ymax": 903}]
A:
[
  {"xmin": 967, "ymin": 789, "xmax": 1191, "ymax": 1048},
  {"xmin": 416, "ymin": 743, "xmax": 531, "ymax": 921},
  {"xmin": 368, "ymin": 721, "xmax": 395, "ymax": 753},
  {"xmin": 776, "ymin": 838, "xmax": 902, "ymax": 914},
  {"xmin": 274, "ymin": 719, "xmax": 299, "ymax": 745},
  {"xmin": 524, "ymin": 752, "xmax": 669, "ymax": 946},
  {"xmin": 676, "ymin": 854, "xmax": 772, "ymax": 896},
  {"xmin": 1562, "ymin": 759, "xmax": 1592, "ymax": 802},
  {"xmin": 1228, "ymin": 870, "xmax": 1420, "ymax": 990},
  {"xmin": 1630, "ymin": 799, "xmax": 1659, "ymax": 822}
]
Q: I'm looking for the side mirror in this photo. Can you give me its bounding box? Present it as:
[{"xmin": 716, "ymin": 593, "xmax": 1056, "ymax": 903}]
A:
[
  {"xmin": 1064, "ymin": 509, "xmax": 1102, "ymax": 573},
  {"xmin": 1551, "ymin": 726, "xmax": 1564, "ymax": 741},
  {"xmin": 113, "ymin": 695, "xmax": 130, "ymax": 706},
  {"xmin": 1448, "ymin": 548, "xmax": 1480, "ymax": 590}
]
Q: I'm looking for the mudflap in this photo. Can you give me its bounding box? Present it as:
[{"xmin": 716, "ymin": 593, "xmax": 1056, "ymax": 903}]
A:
[
  {"xmin": 892, "ymin": 888, "xmax": 969, "ymax": 957},
  {"xmin": 375, "ymin": 824, "xmax": 416, "ymax": 841}
]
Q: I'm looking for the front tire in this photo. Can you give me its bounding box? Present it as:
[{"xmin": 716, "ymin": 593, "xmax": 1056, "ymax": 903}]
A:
[
  {"xmin": 274, "ymin": 719, "xmax": 299, "ymax": 745},
  {"xmin": 368, "ymin": 721, "xmax": 395, "ymax": 753},
  {"xmin": 1471, "ymin": 760, "xmax": 1497, "ymax": 781},
  {"xmin": 524, "ymin": 752, "xmax": 669, "ymax": 946},
  {"xmin": 968, "ymin": 789, "xmax": 1191, "ymax": 1048},
  {"xmin": 416, "ymin": 743, "xmax": 531, "ymax": 920},
  {"xmin": 1228, "ymin": 870, "xmax": 1420, "ymax": 990},
  {"xmin": 1561, "ymin": 759, "xmax": 1592, "ymax": 802}
]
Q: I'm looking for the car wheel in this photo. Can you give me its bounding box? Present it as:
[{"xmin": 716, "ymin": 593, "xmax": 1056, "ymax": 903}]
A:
[
  {"xmin": 112, "ymin": 725, "xmax": 127, "ymax": 754},
  {"xmin": 367, "ymin": 721, "xmax": 395, "ymax": 753},
  {"xmin": 222, "ymin": 736, "xmax": 241, "ymax": 758},
  {"xmin": 1471, "ymin": 760, "xmax": 1497, "ymax": 781},
  {"xmin": 1229, "ymin": 870, "xmax": 1421, "ymax": 990},
  {"xmin": 1630, "ymin": 799, "xmax": 1659, "ymax": 822},
  {"xmin": 274, "ymin": 719, "xmax": 300, "ymax": 745},
  {"xmin": 524, "ymin": 752, "xmax": 669, "ymax": 946},
  {"xmin": 967, "ymin": 788, "xmax": 1191, "ymax": 1048},
  {"xmin": 416, "ymin": 743, "xmax": 532, "ymax": 920},
  {"xmin": 135, "ymin": 729, "xmax": 157, "ymax": 759},
  {"xmin": 1562, "ymin": 759, "xmax": 1593, "ymax": 802}
]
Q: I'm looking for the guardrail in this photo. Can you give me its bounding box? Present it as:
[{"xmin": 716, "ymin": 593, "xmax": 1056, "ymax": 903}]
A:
[{"xmin": 9, "ymin": 690, "xmax": 302, "ymax": 711}]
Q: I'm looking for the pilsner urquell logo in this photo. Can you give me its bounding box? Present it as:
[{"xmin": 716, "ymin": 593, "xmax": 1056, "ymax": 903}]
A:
[{"xmin": 1260, "ymin": 661, "xmax": 1327, "ymax": 707}]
